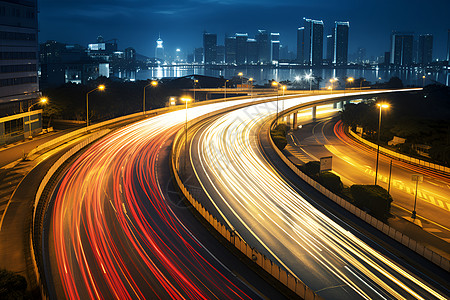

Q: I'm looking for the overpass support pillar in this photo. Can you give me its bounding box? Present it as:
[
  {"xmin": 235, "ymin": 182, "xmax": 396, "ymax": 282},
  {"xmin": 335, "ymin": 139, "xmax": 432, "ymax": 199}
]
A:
[
  {"xmin": 312, "ymin": 106, "xmax": 317, "ymax": 121},
  {"xmin": 333, "ymin": 102, "xmax": 338, "ymax": 109},
  {"xmin": 293, "ymin": 112, "xmax": 298, "ymax": 130}
]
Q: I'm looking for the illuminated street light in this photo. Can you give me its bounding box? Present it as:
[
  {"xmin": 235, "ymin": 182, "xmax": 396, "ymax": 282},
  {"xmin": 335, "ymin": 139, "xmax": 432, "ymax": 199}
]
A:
[
  {"xmin": 281, "ymin": 85, "xmax": 286, "ymax": 113},
  {"xmin": 249, "ymin": 78, "xmax": 253, "ymax": 98},
  {"xmin": 169, "ymin": 97, "xmax": 176, "ymax": 106},
  {"xmin": 422, "ymin": 75, "xmax": 426, "ymax": 87},
  {"xmin": 272, "ymin": 81, "xmax": 279, "ymax": 124},
  {"xmin": 181, "ymin": 97, "xmax": 192, "ymax": 172},
  {"xmin": 329, "ymin": 78, "xmax": 337, "ymax": 94},
  {"xmin": 143, "ymin": 80, "xmax": 158, "ymax": 115},
  {"xmin": 193, "ymin": 79, "xmax": 199, "ymax": 102},
  {"xmin": 375, "ymin": 103, "xmax": 389, "ymax": 185},
  {"xmin": 305, "ymin": 73, "xmax": 313, "ymax": 91},
  {"xmin": 238, "ymin": 72, "xmax": 244, "ymax": 87},
  {"xmin": 345, "ymin": 77, "xmax": 354, "ymax": 95},
  {"xmin": 27, "ymin": 97, "xmax": 48, "ymax": 139},
  {"xmin": 86, "ymin": 85, "xmax": 105, "ymax": 127},
  {"xmin": 224, "ymin": 79, "xmax": 229, "ymax": 99}
]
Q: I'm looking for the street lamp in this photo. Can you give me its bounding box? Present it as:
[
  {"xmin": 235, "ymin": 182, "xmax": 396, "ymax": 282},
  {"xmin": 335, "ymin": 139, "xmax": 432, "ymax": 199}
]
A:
[
  {"xmin": 272, "ymin": 81, "xmax": 279, "ymax": 124},
  {"xmin": 374, "ymin": 103, "xmax": 389, "ymax": 185},
  {"xmin": 86, "ymin": 85, "xmax": 105, "ymax": 127},
  {"xmin": 193, "ymin": 79, "xmax": 198, "ymax": 102},
  {"xmin": 249, "ymin": 78, "xmax": 253, "ymax": 98},
  {"xmin": 143, "ymin": 80, "xmax": 158, "ymax": 114},
  {"xmin": 422, "ymin": 75, "xmax": 426, "ymax": 87},
  {"xmin": 346, "ymin": 77, "xmax": 354, "ymax": 95},
  {"xmin": 238, "ymin": 72, "xmax": 244, "ymax": 88},
  {"xmin": 180, "ymin": 97, "xmax": 192, "ymax": 172},
  {"xmin": 27, "ymin": 97, "xmax": 47, "ymax": 139},
  {"xmin": 360, "ymin": 78, "xmax": 366, "ymax": 94},
  {"xmin": 224, "ymin": 79, "xmax": 229, "ymax": 99},
  {"xmin": 305, "ymin": 73, "xmax": 313, "ymax": 91},
  {"xmin": 329, "ymin": 78, "xmax": 337, "ymax": 94},
  {"xmin": 169, "ymin": 97, "xmax": 176, "ymax": 106},
  {"xmin": 281, "ymin": 85, "xmax": 286, "ymax": 117}
]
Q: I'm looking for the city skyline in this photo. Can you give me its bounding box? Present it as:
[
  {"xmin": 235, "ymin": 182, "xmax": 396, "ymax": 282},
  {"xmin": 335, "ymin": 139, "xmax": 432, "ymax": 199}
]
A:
[{"xmin": 39, "ymin": 0, "xmax": 450, "ymax": 60}]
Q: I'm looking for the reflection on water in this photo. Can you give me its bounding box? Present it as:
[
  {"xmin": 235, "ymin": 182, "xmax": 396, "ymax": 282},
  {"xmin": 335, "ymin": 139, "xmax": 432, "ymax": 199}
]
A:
[{"xmin": 136, "ymin": 66, "xmax": 449, "ymax": 88}]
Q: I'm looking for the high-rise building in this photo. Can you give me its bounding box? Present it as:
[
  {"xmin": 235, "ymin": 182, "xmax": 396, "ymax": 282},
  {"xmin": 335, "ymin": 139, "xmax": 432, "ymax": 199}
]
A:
[
  {"xmin": 194, "ymin": 48, "xmax": 203, "ymax": 64},
  {"xmin": 216, "ymin": 45, "xmax": 225, "ymax": 63},
  {"xmin": 0, "ymin": 0, "xmax": 40, "ymax": 106},
  {"xmin": 203, "ymin": 32, "xmax": 217, "ymax": 64},
  {"xmin": 334, "ymin": 21, "xmax": 349, "ymax": 65},
  {"xmin": 270, "ymin": 33, "xmax": 280, "ymax": 62},
  {"xmin": 390, "ymin": 32, "xmax": 413, "ymax": 66},
  {"xmin": 301, "ymin": 18, "xmax": 324, "ymax": 66},
  {"xmin": 418, "ymin": 34, "xmax": 433, "ymax": 65},
  {"xmin": 155, "ymin": 35, "xmax": 164, "ymax": 61},
  {"xmin": 326, "ymin": 34, "xmax": 334, "ymax": 63},
  {"xmin": 246, "ymin": 39, "xmax": 258, "ymax": 64},
  {"xmin": 256, "ymin": 30, "xmax": 270, "ymax": 63},
  {"xmin": 296, "ymin": 27, "xmax": 304, "ymax": 62},
  {"xmin": 235, "ymin": 33, "xmax": 248, "ymax": 65},
  {"xmin": 447, "ymin": 29, "xmax": 450, "ymax": 62},
  {"xmin": 225, "ymin": 36, "xmax": 236, "ymax": 64}
]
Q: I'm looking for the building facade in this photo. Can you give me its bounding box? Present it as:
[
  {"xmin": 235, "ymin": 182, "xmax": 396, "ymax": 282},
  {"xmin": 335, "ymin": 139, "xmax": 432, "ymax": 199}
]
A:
[
  {"xmin": 225, "ymin": 36, "xmax": 236, "ymax": 64},
  {"xmin": 0, "ymin": 0, "xmax": 40, "ymax": 108},
  {"xmin": 203, "ymin": 32, "xmax": 217, "ymax": 64},
  {"xmin": 418, "ymin": 34, "xmax": 433, "ymax": 65},
  {"xmin": 270, "ymin": 33, "xmax": 280, "ymax": 62},
  {"xmin": 301, "ymin": 18, "xmax": 324, "ymax": 66},
  {"xmin": 256, "ymin": 30, "xmax": 270, "ymax": 63},
  {"xmin": 235, "ymin": 33, "xmax": 248, "ymax": 65},
  {"xmin": 391, "ymin": 33, "xmax": 413, "ymax": 66},
  {"xmin": 334, "ymin": 21, "xmax": 349, "ymax": 65}
]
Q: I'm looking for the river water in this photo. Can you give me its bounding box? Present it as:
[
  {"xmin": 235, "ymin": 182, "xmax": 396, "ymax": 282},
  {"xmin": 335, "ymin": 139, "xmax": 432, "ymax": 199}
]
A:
[{"xmin": 134, "ymin": 66, "xmax": 449, "ymax": 88}]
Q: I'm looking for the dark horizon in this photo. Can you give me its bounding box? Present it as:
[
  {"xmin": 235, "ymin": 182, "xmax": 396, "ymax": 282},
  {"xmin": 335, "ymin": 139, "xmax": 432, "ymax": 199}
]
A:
[{"xmin": 39, "ymin": 0, "xmax": 450, "ymax": 60}]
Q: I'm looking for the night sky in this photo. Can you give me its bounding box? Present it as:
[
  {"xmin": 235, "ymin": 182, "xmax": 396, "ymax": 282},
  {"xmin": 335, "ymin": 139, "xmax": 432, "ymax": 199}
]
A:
[{"xmin": 39, "ymin": 0, "xmax": 450, "ymax": 60}]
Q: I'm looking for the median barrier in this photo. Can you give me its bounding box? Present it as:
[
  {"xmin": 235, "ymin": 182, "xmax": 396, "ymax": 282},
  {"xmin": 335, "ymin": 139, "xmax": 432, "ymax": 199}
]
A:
[
  {"xmin": 348, "ymin": 128, "xmax": 450, "ymax": 174},
  {"xmin": 267, "ymin": 110, "xmax": 450, "ymax": 272},
  {"xmin": 170, "ymin": 95, "xmax": 324, "ymax": 299}
]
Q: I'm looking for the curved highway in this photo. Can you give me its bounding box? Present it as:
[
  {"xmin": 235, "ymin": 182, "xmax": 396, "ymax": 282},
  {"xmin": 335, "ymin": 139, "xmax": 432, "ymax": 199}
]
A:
[
  {"xmin": 46, "ymin": 98, "xmax": 274, "ymax": 299},
  {"xmin": 189, "ymin": 92, "xmax": 450, "ymax": 299}
]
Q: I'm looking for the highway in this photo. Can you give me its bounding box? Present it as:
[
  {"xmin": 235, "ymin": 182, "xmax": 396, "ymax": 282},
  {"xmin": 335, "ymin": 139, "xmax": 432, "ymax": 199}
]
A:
[
  {"xmin": 45, "ymin": 97, "xmax": 278, "ymax": 299},
  {"xmin": 288, "ymin": 116, "xmax": 450, "ymax": 243},
  {"xmin": 189, "ymin": 92, "xmax": 450, "ymax": 299}
]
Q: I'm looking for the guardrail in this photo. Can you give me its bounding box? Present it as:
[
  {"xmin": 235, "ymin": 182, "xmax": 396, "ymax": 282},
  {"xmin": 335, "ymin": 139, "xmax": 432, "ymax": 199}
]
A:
[
  {"xmin": 348, "ymin": 128, "xmax": 450, "ymax": 174},
  {"xmin": 170, "ymin": 98, "xmax": 323, "ymax": 299},
  {"xmin": 30, "ymin": 129, "xmax": 110, "ymax": 299},
  {"xmin": 268, "ymin": 116, "xmax": 450, "ymax": 272}
]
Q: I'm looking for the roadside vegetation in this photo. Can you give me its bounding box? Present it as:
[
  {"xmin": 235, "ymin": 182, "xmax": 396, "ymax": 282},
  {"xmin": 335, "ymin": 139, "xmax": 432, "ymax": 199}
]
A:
[
  {"xmin": 341, "ymin": 84, "xmax": 450, "ymax": 167},
  {"xmin": 270, "ymin": 123, "xmax": 289, "ymax": 150},
  {"xmin": 0, "ymin": 269, "xmax": 28, "ymax": 299}
]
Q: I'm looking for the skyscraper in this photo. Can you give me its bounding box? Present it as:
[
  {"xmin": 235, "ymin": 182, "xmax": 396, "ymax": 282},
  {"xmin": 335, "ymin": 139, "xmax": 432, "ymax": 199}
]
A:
[
  {"xmin": 446, "ymin": 29, "xmax": 449, "ymax": 62},
  {"xmin": 194, "ymin": 48, "xmax": 203, "ymax": 63},
  {"xmin": 334, "ymin": 21, "xmax": 349, "ymax": 65},
  {"xmin": 390, "ymin": 32, "xmax": 413, "ymax": 66},
  {"xmin": 235, "ymin": 33, "xmax": 248, "ymax": 65},
  {"xmin": 418, "ymin": 34, "xmax": 433, "ymax": 65},
  {"xmin": 203, "ymin": 32, "xmax": 217, "ymax": 64},
  {"xmin": 326, "ymin": 34, "xmax": 334, "ymax": 63},
  {"xmin": 155, "ymin": 35, "xmax": 164, "ymax": 61},
  {"xmin": 270, "ymin": 33, "xmax": 280, "ymax": 62},
  {"xmin": 0, "ymin": 0, "xmax": 40, "ymax": 106},
  {"xmin": 256, "ymin": 30, "xmax": 270, "ymax": 63},
  {"xmin": 301, "ymin": 18, "xmax": 324, "ymax": 66},
  {"xmin": 246, "ymin": 39, "xmax": 258, "ymax": 64},
  {"xmin": 296, "ymin": 27, "xmax": 304, "ymax": 62},
  {"xmin": 225, "ymin": 36, "xmax": 236, "ymax": 64}
]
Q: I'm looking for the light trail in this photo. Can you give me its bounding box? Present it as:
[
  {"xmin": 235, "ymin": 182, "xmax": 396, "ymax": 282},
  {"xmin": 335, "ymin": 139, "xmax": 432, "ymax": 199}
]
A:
[
  {"xmin": 49, "ymin": 98, "xmax": 271, "ymax": 299},
  {"xmin": 191, "ymin": 91, "xmax": 449, "ymax": 299}
]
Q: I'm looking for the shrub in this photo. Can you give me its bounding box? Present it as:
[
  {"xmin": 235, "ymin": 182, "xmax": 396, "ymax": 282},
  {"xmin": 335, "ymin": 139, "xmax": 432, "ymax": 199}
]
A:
[
  {"xmin": 318, "ymin": 172, "xmax": 343, "ymax": 194},
  {"xmin": 0, "ymin": 269, "xmax": 27, "ymax": 299},
  {"xmin": 270, "ymin": 123, "xmax": 290, "ymax": 150},
  {"xmin": 350, "ymin": 185, "xmax": 392, "ymax": 219},
  {"xmin": 299, "ymin": 161, "xmax": 320, "ymax": 178}
]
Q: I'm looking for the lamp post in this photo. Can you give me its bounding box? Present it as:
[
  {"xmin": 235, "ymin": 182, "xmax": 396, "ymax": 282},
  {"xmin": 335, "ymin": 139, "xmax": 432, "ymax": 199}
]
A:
[
  {"xmin": 27, "ymin": 97, "xmax": 47, "ymax": 139},
  {"xmin": 360, "ymin": 78, "xmax": 365, "ymax": 94},
  {"xmin": 272, "ymin": 81, "xmax": 279, "ymax": 124},
  {"xmin": 169, "ymin": 97, "xmax": 176, "ymax": 107},
  {"xmin": 181, "ymin": 97, "xmax": 192, "ymax": 172},
  {"xmin": 329, "ymin": 78, "xmax": 336, "ymax": 94},
  {"xmin": 143, "ymin": 80, "xmax": 158, "ymax": 115},
  {"xmin": 193, "ymin": 79, "xmax": 198, "ymax": 102},
  {"xmin": 422, "ymin": 75, "xmax": 426, "ymax": 87},
  {"xmin": 281, "ymin": 85, "xmax": 286, "ymax": 113},
  {"xmin": 375, "ymin": 103, "xmax": 389, "ymax": 185},
  {"xmin": 238, "ymin": 72, "xmax": 243, "ymax": 89},
  {"xmin": 305, "ymin": 74, "xmax": 313, "ymax": 91},
  {"xmin": 249, "ymin": 78, "xmax": 253, "ymax": 98},
  {"xmin": 346, "ymin": 77, "xmax": 354, "ymax": 96},
  {"xmin": 86, "ymin": 85, "xmax": 105, "ymax": 127},
  {"xmin": 224, "ymin": 79, "xmax": 229, "ymax": 99}
]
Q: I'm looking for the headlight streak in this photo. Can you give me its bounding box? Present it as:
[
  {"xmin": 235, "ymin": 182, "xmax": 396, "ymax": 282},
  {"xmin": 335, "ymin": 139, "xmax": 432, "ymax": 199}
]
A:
[
  {"xmin": 192, "ymin": 91, "xmax": 448, "ymax": 300},
  {"xmin": 51, "ymin": 98, "xmax": 273, "ymax": 299}
]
